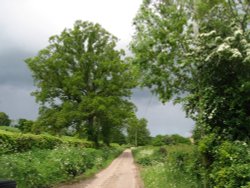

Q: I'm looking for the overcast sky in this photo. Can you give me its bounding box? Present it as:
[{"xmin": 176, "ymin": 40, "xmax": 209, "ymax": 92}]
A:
[{"xmin": 0, "ymin": 0, "xmax": 194, "ymax": 137}]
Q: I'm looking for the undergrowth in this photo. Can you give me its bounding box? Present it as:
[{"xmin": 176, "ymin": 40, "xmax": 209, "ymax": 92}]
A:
[
  {"xmin": 0, "ymin": 146, "xmax": 123, "ymax": 188},
  {"xmin": 132, "ymin": 145, "xmax": 202, "ymax": 188}
]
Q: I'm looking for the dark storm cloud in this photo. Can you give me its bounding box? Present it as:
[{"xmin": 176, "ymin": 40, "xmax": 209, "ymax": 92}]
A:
[
  {"xmin": 0, "ymin": 48, "xmax": 34, "ymax": 87},
  {"xmin": 0, "ymin": 85, "xmax": 38, "ymax": 120},
  {"xmin": 0, "ymin": 46, "xmax": 39, "ymax": 120},
  {"xmin": 131, "ymin": 88, "xmax": 195, "ymax": 137}
]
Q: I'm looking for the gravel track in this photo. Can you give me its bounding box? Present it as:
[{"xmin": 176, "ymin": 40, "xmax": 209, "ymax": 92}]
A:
[{"xmin": 58, "ymin": 149, "xmax": 142, "ymax": 188}]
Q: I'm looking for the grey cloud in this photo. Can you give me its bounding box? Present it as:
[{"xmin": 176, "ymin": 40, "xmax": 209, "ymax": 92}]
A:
[
  {"xmin": 132, "ymin": 88, "xmax": 195, "ymax": 137},
  {"xmin": 0, "ymin": 85, "xmax": 38, "ymax": 120},
  {"xmin": 0, "ymin": 48, "xmax": 34, "ymax": 87},
  {"xmin": 0, "ymin": 47, "xmax": 39, "ymax": 120},
  {"xmin": 132, "ymin": 88, "xmax": 159, "ymax": 107}
]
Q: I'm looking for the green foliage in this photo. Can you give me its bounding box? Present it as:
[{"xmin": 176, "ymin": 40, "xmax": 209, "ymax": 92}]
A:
[
  {"xmin": 132, "ymin": 0, "xmax": 250, "ymax": 187},
  {"xmin": 133, "ymin": 145, "xmax": 202, "ymax": 188},
  {"xmin": 151, "ymin": 135, "xmax": 165, "ymax": 146},
  {"xmin": 0, "ymin": 130, "xmax": 93, "ymax": 155},
  {"xmin": 131, "ymin": 0, "xmax": 191, "ymax": 101},
  {"xmin": 16, "ymin": 119, "xmax": 34, "ymax": 133},
  {"xmin": 0, "ymin": 146, "xmax": 123, "ymax": 188},
  {"xmin": 26, "ymin": 20, "xmax": 137, "ymax": 145},
  {"xmin": 196, "ymin": 138, "xmax": 250, "ymax": 187},
  {"xmin": 0, "ymin": 126, "xmax": 20, "ymax": 133},
  {"xmin": 132, "ymin": 146, "xmax": 166, "ymax": 166},
  {"xmin": 0, "ymin": 112, "xmax": 11, "ymax": 126},
  {"xmin": 210, "ymin": 141, "xmax": 250, "ymax": 188},
  {"xmin": 170, "ymin": 134, "xmax": 191, "ymax": 144},
  {"xmin": 151, "ymin": 134, "xmax": 191, "ymax": 146},
  {"xmin": 127, "ymin": 118, "xmax": 151, "ymax": 146}
]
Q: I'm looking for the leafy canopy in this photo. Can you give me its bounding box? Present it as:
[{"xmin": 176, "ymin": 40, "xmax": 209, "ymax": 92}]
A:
[
  {"xmin": 131, "ymin": 0, "xmax": 250, "ymax": 140},
  {"xmin": 26, "ymin": 21, "xmax": 137, "ymax": 144}
]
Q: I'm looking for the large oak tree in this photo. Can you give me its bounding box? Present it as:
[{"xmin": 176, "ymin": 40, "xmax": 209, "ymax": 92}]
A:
[{"xmin": 26, "ymin": 21, "xmax": 137, "ymax": 145}]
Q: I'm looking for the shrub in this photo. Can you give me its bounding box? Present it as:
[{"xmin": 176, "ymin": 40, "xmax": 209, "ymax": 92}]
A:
[
  {"xmin": 133, "ymin": 146, "xmax": 167, "ymax": 166},
  {"xmin": 151, "ymin": 135, "xmax": 165, "ymax": 146},
  {"xmin": 166, "ymin": 144, "xmax": 199, "ymax": 176},
  {"xmin": 210, "ymin": 141, "xmax": 250, "ymax": 188}
]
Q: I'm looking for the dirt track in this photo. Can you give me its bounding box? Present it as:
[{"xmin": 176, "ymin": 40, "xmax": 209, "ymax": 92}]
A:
[{"xmin": 58, "ymin": 149, "xmax": 142, "ymax": 188}]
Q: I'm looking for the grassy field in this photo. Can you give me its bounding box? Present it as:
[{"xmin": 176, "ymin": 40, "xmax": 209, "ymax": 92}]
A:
[{"xmin": 132, "ymin": 145, "xmax": 202, "ymax": 188}]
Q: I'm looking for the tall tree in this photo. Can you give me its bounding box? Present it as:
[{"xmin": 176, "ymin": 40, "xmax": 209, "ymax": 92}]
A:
[
  {"xmin": 131, "ymin": 0, "xmax": 250, "ymax": 140},
  {"xmin": 131, "ymin": 0, "xmax": 250, "ymax": 186},
  {"xmin": 26, "ymin": 20, "xmax": 137, "ymax": 145},
  {"xmin": 0, "ymin": 112, "xmax": 11, "ymax": 126}
]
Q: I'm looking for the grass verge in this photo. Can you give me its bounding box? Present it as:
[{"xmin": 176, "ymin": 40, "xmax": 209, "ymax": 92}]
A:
[{"xmin": 132, "ymin": 145, "xmax": 202, "ymax": 188}]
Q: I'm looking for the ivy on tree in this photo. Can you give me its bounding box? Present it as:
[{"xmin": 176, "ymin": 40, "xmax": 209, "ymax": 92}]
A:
[{"xmin": 26, "ymin": 20, "xmax": 137, "ymax": 145}]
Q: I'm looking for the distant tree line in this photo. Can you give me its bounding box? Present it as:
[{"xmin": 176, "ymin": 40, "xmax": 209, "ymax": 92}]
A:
[{"xmin": 0, "ymin": 110, "xmax": 152, "ymax": 146}]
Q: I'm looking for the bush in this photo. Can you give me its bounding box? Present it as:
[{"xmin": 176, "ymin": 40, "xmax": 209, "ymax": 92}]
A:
[
  {"xmin": 0, "ymin": 130, "xmax": 94, "ymax": 155},
  {"xmin": 0, "ymin": 126, "xmax": 21, "ymax": 133},
  {"xmin": 0, "ymin": 146, "xmax": 123, "ymax": 188},
  {"xmin": 166, "ymin": 144, "xmax": 199, "ymax": 176},
  {"xmin": 210, "ymin": 141, "xmax": 250, "ymax": 188},
  {"xmin": 133, "ymin": 146, "xmax": 167, "ymax": 166},
  {"xmin": 151, "ymin": 135, "xmax": 165, "ymax": 146}
]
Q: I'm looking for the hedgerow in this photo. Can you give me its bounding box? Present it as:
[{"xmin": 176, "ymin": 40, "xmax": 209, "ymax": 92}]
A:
[
  {"xmin": 0, "ymin": 126, "xmax": 21, "ymax": 133},
  {"xmin": 0, "ymin": 146, "xmax": 123, "ymax": 188},
  {"xmin": 0, "ymin": 130, "xmax": 94, "ymax": 155}
]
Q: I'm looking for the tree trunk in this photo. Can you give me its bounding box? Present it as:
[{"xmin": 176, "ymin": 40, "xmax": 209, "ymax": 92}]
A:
[
  {"xmin": 102, "ymin": 123, "xmax": 110, "ymax": 146},
  {"xmin": 87, "ymin": 116, "xmax": 99, "ymax": 147}
]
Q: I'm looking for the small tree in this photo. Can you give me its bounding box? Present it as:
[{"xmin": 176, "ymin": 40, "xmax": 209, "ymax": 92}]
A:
[
  {"xmin": 127, "ymin": 118, "xmax": 151, "ymax": 146},
  {"xmin": 0, "ymin": 112, "xmax": 11, "ymax": 126},
  {"xmin": 151, "ymin": 135, "xmax": 165, "ymax": 146},
  {"xmin": 17, "ymin": 119, "xmax": 34, "ymax": 133}
]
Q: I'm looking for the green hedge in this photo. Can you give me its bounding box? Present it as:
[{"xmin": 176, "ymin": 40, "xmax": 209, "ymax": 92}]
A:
[
  {"xmin": 0, "ymin": 126, "xmax": 21, "ymax": 133},
  {"xmin": 0, "ymin": 130, "xmax": 94, "ymax": 155},
  {"xmin": 210, "ymin": 141, "xmax": 250, "ymax": 188},
  {"xmin": 0, "ymin": 146, "xmax": 123, "ymax": 188}
]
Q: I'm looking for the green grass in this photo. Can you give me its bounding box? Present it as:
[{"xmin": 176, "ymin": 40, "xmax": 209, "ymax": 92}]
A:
[
  {"xmin": 141, "ymin": 162, "xmax": 201, "ymax": 188},
  {"xmin": 133, "ymin": 145, "xmax": 202, "ymax": 188}
]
